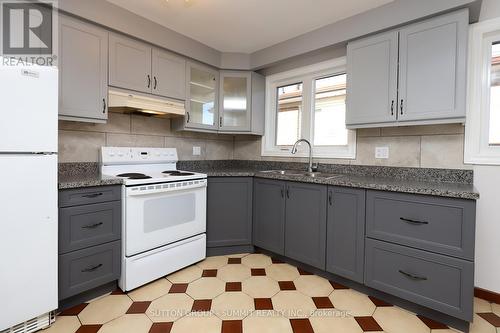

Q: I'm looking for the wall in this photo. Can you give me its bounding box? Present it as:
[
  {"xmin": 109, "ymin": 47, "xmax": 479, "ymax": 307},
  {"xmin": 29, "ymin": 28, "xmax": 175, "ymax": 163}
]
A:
[
  {"xmin": 472, "ymin": 0, "xmax": 500, "ymax": 294},
  {"xmin": 58, "ymin": 112, "xmax": 234, "ymax": 163}
]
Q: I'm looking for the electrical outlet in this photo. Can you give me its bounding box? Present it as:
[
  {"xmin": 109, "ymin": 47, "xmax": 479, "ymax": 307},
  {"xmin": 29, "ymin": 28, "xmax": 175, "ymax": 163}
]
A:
[
  {"xmin": 375, "ymin": 146, "xmax": 389, "ymax": 159},
  {"xmin": 192, "ymin": 146, "xmax": 201, "ymax": 156}
]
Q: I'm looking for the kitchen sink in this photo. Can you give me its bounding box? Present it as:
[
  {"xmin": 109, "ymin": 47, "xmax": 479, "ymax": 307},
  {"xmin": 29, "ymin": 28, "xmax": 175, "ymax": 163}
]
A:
[
  {"xmin": 260, "ymin": 170, "xmax": 343, "ymax": 180},
  {"xmin": 260, "ymin": 170, "xmax": 303, "ymax": 176}
]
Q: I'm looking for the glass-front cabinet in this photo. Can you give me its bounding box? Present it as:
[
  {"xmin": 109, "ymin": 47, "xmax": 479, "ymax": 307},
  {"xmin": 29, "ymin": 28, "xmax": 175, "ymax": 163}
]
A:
[
  {"xmin": 184, "ymin": 62, "xmax": 219, "ymax": 130},
  {"xmin": 219, "ymin": 71, "xmax": 252, "ymax": 132}
]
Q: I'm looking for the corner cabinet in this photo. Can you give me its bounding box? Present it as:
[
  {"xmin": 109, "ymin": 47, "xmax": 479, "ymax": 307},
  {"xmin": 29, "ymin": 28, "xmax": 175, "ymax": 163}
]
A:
[
  {"xmin": 58, "ymin": 15, "xmax": 108, "ymax": 123},
  {"xmin": 346, "ymin": 9, "xmax": 468, "ymax": 128}
]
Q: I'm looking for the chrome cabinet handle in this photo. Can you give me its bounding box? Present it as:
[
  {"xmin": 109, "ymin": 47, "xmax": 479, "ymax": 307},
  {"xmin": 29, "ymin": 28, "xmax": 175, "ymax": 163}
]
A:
[
  {"xmin": 147, "ymin": 75, "xmax": 151, "ymax": 88},
  {"xmin": 154, "ymin": 76, "xmax": 157, "ymax": 90},
  {"xmin": 391, "ymin": 100, "xmax": 395, "ymax": 116},
  {"xmin": 400, "ymin": 217, "xmax": 429, "ymax": 225},
  {"xmin": 219, "ymin": 116, "xmax": 223, "ymax": 127},
  {"xmin": 399, "ymin": 269, "xmax": 427, "ymax": 281},
  {"xmin": 102, "ymin": 98, "xmax": 106, "ymax": 114},
  {"xmin": 286, "ymin": 187, "xmax": 290, "ymax": 199},
  {"xmin": 280, "ymin": 188, "xmax": 284, "ymax": 198},
  {"xmin": 328, "ymin": 191, "xmax": 333, "ymax": 206},
  {"xmin": 82, "ymin": 193, "xmax": 103, "ymax": 198},
  {"xmin": 82, "ymin": 222, "xmax": 103, "ymax": 229},
  {"xmin": 186, "ymin": 112, "xmax": 190, "ymax": 123},
  {"xmin": 81, "ymin": 264, "xmax": 103, "ymax": 273},
  {"xmin": 400, "ymin": 99, "xmax": 404, "ymax": 115}
]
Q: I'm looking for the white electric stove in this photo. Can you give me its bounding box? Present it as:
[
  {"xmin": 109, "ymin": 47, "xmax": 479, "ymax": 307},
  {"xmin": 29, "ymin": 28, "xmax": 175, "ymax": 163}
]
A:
[{"xmin": 101, "ymin": 147, "xmax": 207, "ymax": 291}]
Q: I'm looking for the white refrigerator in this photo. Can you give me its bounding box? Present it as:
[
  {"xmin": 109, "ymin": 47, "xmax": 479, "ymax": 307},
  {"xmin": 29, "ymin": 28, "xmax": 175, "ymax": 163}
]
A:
[{"xmin": 0, "ymin": 62, "xmax": 58, "ymax": 331}]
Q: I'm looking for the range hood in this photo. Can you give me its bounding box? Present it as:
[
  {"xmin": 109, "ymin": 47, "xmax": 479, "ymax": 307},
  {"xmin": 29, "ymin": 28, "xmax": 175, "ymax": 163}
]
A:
[{"xmin": 108, "ymin": 88, "xmax": 185, "ymax": 117}]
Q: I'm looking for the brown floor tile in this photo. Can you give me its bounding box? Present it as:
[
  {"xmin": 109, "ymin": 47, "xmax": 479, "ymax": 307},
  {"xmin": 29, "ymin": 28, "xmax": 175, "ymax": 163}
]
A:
[
  {"xmin": 222, "ymin": 320, "xmax": 243, "ymax": 333},
  {"xmin": 289, "ymin": 318, "xmax": 314, "ymax": 333},
  {"xmin": 251, "ymin": 268, "xmax": 266, "ymax": 276},
  {"xmin": 354, "ymin": 316, "xmax": 383, "ymax": 331},
  {"xmin": 478, "ymin": 313, "xmax": 500, "ymax": 327},
  {"xmin": 225, "ymin": 282, "xmax": 242, "ymax": 292},
  {"xmin": 271, "ymin": 258, "xmax": 284, "ymax": 264},
  {"xmin": 279, "ymin": 281, "xmax": 296, "ymax": 291},
  {"xmin": 329, "ymin": 281, "xmax": 349, "ymax": 290},
  {"xmin": 192, "ymin": 299, "xmax": 212, "ymax": 312},
  {"xmin": 149, "ymin": 322, "xmax": 173, "ymax": 333},
  {"xmin": 312, "ymin": 297, "xmax": 334, "ymax": 309},
  {"xmin": 228, "ymin": 258, "xmax": 242, "ymax": 264},
  {"xmin": 202, "ymin": 269, "xmax": 218, "ymax": 277},
  {"xmin": 110, "ymin": 288, "xmax": 125, "ymax": 295},
  {"xmin": 59, "ymin": 303, "xmax": 88, "ymax": 316},
  {"xmin": 297, "ymin": 268, "xmax": 313, "ymax": 275},
  {"xmin": 368, "ymin": 296, "xmax": 392, "ymax": 307},
  {"xmin": 254, "ymin": 298, "xmax": 274, "ymax": 310},
  {"xmin": 169, "ymin": 283, "xmax": 188, "ymax": 293},
  {"xmin": 126, "ymin": 301, "xmax": 151, "ymax": 314},
  {"xmin": 416, "ymin": 315, "xmax": 448, "ymax": 329},
  {"xmin": 75, "ymin": 325, "xmax": 102, "ymax": 333}
]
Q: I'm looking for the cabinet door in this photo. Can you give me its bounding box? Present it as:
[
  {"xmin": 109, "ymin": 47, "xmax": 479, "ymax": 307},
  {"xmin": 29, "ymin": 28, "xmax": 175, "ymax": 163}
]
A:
[
  {"xmin": 326, "ymin": 187, "xmax": 366, "ymax": 283},
  {"xmin": 285, "ymin": 182, "xmax": 327, "ymax": 269},
  {"xmin": 59, "ymin": 15, "xmax": 108, "ymax": 122},
  {"xmin": 253, "ymin": 179, "xmax": 286, "ymax": 255},
  {"xmin": 185, "ymin": 62, "xmax": 219, "ymax": 130},
  {"xmin": 346, "ymin": 31, "xmax": 399, "ymax": 127},
  {"xmin": 219, "ymin": 71, "xmax": 252, "ymax": 132},
  {"xmin": 152, "ymin": 48, "xmax": 186, "ymax": 100},
  {"xmin": 109, "ymin": 34, "xmax": 152, "ymax": 94},
  {"xmin": 398, "ymin": 10, "xmax": 467, "ymax": 122},
  {"xmin": 207, "ymin": 177, "xmax": 253, "ymax": 247}
]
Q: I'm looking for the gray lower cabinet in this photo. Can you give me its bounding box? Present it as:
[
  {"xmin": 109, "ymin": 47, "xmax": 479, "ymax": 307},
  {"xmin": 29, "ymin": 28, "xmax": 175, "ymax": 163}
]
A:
[
  {"xmin": 365, "ymin": 238, "xmax": 474, "ymax": 321},
  {"xmin": 207, "ymin": 177, "xmax": 253, "ymax": 248},
  {"xmin": 58, "ymin": 186, "xmax": 121, "ymax": 301},
  {"xmin": 326, "ymin": 187, "xmax": 366, "ymax": 283},
  {"xmin": 253, "ymin": 179, "xmax": 286, "ymax": 255},
  {"xmin": 285, "ymin": 182, "xmax": 327, "ymax": 270}
]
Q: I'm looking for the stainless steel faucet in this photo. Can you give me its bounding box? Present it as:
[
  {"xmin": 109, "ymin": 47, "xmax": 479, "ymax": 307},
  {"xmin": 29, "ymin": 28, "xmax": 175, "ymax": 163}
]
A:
[{"xmin": 291, "ymin": 139, "xmax": 313, "ymax": 173}]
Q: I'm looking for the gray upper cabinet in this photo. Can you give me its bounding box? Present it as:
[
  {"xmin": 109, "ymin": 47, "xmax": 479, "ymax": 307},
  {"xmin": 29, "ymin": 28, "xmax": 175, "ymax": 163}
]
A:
[
  {"xmin": 346, "ymin": 31, "xmax": 399, "ymax": 127},
  {"xmin": 285, "ymin": 182, "xmax": 327, "ymax": 270},
  {"xmin": 326, "ymin": 187, "xmax": 366, "ymax": 283},
  {"xmin": 398, "ymin": 10, "xmax": 468, "ymax": 122},
  {"xmin": 207, "ymin": 177, "xmax": 253, "ymax": 248},
  {"xmin": 253, "ymin": 179, "xmax": 286, "ymax": 255},
  {"xmin": 58, "ymin": 15, "xmax": 108, "ymax": 123},
  {"xmin": 219, "ymin": 71, "xmax": 265, "ymax": 135},
  {"xmin": 152, "ymin": 48, "xmax": 186, "ymax": 100},
  {"xmin": 109, "ymin": 34, "xmax": 152, "ymax": 94},
  {"xmin": 346, "ymin": 9, "xmax": 468, "ymax": 128}
]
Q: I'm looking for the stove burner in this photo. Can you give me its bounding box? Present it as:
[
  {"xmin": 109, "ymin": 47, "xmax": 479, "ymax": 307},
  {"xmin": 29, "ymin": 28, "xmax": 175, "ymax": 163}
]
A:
[
  {"xmin": 116, "ymin": 173, "xmax": 152, "ymax": 180},
  {"xmin": 162, "ymin": 170, "xmax": 195, "ymax": 176}
]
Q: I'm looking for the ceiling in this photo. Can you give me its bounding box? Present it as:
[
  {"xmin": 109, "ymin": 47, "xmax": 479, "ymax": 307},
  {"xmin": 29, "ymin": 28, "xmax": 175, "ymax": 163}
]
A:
[{"xmin": 105, "ymin": 0, "xmax": 394, "ymax": 53}]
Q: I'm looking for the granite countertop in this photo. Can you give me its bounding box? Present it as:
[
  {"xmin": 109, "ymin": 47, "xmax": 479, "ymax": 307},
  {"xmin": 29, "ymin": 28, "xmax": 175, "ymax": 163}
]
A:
[
  {"xmin": 58, "ymin": 161, "xmax": 479, "ymax": 200},
  {"xmin": 184, "ymin": 167, "xmax": 479, "ymax": 200}
]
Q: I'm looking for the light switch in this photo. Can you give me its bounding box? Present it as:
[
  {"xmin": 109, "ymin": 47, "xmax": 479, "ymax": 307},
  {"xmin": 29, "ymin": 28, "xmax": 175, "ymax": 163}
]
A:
[
  {"xmin": 375, "ymin": 146, "xmax": 389, "ymax": 159},
  {"xmin": 192, "ymin": 146, "xmax": 201, "ymax": 156}
]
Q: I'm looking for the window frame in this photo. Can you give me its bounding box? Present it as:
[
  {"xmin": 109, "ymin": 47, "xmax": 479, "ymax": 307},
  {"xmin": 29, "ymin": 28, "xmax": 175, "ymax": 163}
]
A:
[
  {"xmin": 262, "ymin": 57, "xmax": 356, "ymax": 159},
  {"xmin": 465, "ymin": 17, "xmax": 500, "ymax": 165}
]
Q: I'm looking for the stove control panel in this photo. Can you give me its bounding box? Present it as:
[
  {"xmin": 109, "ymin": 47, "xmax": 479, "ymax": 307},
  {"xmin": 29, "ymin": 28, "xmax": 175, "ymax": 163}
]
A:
[{"xmin": 101, "ymin": 147, "xmax": 178, "ymax": 165}]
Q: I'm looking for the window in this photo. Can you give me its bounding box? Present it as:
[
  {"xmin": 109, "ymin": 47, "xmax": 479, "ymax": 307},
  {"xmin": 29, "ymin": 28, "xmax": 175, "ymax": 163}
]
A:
[
  {"xmin": 465, "ymin": 18, "xmax": 500, "ymax": 164},
  {"xmin": 262, "ymin": 58, "xmax": 356, "ymax": 159}
]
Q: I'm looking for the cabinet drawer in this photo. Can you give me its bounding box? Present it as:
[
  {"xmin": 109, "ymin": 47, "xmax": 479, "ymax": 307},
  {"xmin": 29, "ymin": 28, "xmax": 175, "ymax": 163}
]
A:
[
  {"xmin": 59, "ymin": 186, "xmax": 121, "ymax": 207},
  {"xmin": 59, "ymin": 241, "xmax": 121, "ymax": 300},
  {"xmin": 365, "ymin": 239, "xmax": 473, "ymax": 321},
  {"xmin": 366, "ymin": 190, "xmax": 475, "ymax": 259},
  {"xmin": 59, "ymin": 202, "xmax": 121, "ymax": 254}
]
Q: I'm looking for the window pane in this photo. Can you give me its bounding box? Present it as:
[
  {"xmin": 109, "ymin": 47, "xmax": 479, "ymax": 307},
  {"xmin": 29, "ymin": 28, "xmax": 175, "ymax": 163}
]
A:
[
  {"xmin": 276, "ymin": 83, "xmax": 302, "ymax": 146},
  {"xmin": 490, "ymin": 43, "xmax": 500, "ymax": 145},
  {"xmin": 313, "ymin": 74, "xmax": 348, "ymax": 146}
]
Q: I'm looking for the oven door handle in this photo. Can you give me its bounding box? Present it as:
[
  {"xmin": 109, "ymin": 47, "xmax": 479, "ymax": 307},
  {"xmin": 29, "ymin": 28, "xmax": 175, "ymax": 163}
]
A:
[{"xmin": 126, "ymin": 182, "xmax": 207, "ymax": 197}]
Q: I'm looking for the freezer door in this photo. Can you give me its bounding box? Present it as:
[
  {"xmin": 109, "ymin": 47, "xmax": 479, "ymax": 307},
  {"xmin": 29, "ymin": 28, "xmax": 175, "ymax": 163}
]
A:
[
  {"xmin": 0, "ymin": 64, "xmax": 58, "ymax": 153},
  {"xmin": 0, "ymin": 155, "xmax": 58, "ymax": 330}
]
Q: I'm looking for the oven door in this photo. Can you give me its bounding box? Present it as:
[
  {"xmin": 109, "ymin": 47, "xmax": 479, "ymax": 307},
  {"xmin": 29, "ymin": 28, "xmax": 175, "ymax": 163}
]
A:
[{"xmin": 124, "ymin": 180, "xmax": 207, "ymax": 257}]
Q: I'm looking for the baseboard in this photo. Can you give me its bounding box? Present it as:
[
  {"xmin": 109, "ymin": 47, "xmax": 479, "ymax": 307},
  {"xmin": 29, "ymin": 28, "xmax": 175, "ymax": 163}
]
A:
[{"xmin": 475, "ymin": 287, "xmax": 500, "ymax": 304}]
